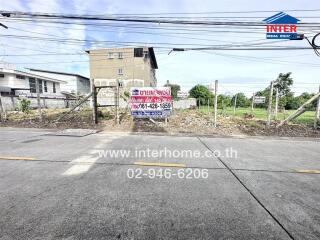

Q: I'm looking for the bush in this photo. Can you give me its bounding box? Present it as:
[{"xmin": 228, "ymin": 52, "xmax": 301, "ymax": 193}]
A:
[{"xmin": 18, "ymin": 98, "xmax": 31, "ymax": 113}]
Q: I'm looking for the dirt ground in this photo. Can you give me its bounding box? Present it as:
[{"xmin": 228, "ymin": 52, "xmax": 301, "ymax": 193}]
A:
[{"xmin": 0, "ymin": 108, "xmax": 319, "ymax": 138}]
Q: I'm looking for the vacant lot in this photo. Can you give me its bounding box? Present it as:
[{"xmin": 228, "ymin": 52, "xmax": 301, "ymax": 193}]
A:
[
  {"xmin": 0, "ymin": 107, "xmax": 319, "ymax": 138},
  {"xmin": 199, "ymin": 107, "xmax": 316, "ymax": 125}
]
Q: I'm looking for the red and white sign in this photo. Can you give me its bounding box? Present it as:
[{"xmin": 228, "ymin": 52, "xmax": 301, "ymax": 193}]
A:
[{"xmin": 130, "ymin": 87, "xmax": 173, "ymax": 118}]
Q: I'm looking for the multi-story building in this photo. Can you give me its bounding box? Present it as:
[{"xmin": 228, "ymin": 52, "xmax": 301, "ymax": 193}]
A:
[
  {"xmin": 86, "ymin": 47, "xmax": 158, "ymax": 88},
  {"xmin": 28, "ymin": 68, "xmax": 90, "ymax": 95}
]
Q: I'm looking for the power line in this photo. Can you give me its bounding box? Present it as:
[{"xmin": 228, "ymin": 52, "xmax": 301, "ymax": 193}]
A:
[{"xmin": 2, "ymin": 12, "xmax": 320, "ymax": 27}]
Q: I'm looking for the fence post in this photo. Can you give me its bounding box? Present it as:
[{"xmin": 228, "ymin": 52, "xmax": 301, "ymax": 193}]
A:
[
  {"xmin": 314, "ymin": 85, "xmax": 320, "ymax": 129},
  {"xmin": 0, "ymin": 92, "xmax": 6, "ymax": 121},
  {"xmin": 267, "ymin": 81, "xmax": 274, "ymax": 126},
  {"xmin": 251, "ymin": 92, "xmax": 255, "ymax": 112},
  {"xmin": 275, "ymin": 88, "xmax": 279, "ymax": 119},
  {"xmin": 36, "ymin": 79, "xmax": 42, "ymax": 122},
  {"xmin": 92, "ymin": 81, "xmax": 98, "ymax": 124},
  {"xmin": 115, "ymin": 79, "xmax": 120, "ymax": 125},
  {"xmin": 214, "ymin": 80, "xmax": 218, "ymax": 127},
  {"xmin": 233, "ymin": 93, "xmax": 237, "ymax": 115}
]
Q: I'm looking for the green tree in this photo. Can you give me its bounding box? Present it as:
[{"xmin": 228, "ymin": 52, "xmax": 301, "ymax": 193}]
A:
[
  {"xmin": 232, "ymin": 93, "xmax": 250, "ymax": 108},
  {"xmin": 189, "ymin": 84, "xmax": 214, "ymax": 106},
  {"xmin": 274, "ymin": 72, "xmax": 293, "ymax": 98},
  {"xmin": 164, "ymin": 83, "xmax": 181, "ymax": 100},
  {"xmin": 218, "ymin": 95, "xmax": 232, "ymax": 109}
]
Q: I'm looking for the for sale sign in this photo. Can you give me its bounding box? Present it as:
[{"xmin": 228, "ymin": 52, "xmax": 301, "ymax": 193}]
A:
[
  {"xmin": 130, "ymin": 87, "xmax": 173, "ymax": 118},
  {"xmin": 254, "ymin": 96, "xmax": 266, "ymax": 104}
]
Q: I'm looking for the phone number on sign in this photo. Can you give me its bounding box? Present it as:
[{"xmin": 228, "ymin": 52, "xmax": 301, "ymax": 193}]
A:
[{"xmin": 127, "ymin": 168, "xmax": 209, "ymax": 179}]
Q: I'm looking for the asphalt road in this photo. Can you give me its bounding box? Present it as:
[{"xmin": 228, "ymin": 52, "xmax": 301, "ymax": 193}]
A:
[{"xmin": 0, "ymin": 128, "xmax": 319, "ymax": 240}]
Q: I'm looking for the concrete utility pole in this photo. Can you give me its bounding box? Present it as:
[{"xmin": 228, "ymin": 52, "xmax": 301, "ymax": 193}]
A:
[
  {"xmin": 233, "ymin": 93, "xmax": 237, "ymax": 115},
  {"xmin": 314, "ymin": 85, "xmax": 320, "ymax": 129},
  {"xmin": 267, "ymin": 81, "xmax": 274, "ymax": 126},
  {"xmin": 214, "ymin": 80, "xmax": 218, "ymax": 127},
  {"xmin": 35, "ymin": 79, "xmax": 42, "ymax": 122},
  {"xmin": 274, "ymin": 88, "xmax": 279, "ymax": 119},
  {"xmin": 251, "ymin": 92, "xmax": 255, "ymax": 112}
]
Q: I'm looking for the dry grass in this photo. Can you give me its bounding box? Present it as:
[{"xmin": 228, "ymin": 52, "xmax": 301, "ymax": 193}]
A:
[{"xmin": 0, "ymin": 108, "xmax": 319, "ymax": 138}]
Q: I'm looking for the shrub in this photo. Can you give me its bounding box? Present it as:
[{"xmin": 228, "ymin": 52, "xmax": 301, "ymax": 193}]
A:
[{"xmin": 19, "ymin": 98, "xmax": 31, "ymax": 113}]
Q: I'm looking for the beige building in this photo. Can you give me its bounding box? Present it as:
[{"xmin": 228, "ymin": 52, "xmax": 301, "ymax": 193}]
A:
[{"xmin": 86, "ymin": 47, "xmax": 158, "ymax": 88}]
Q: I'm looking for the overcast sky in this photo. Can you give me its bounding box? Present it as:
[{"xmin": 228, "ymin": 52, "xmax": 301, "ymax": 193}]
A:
[{"xmin": 1, "ymin": 0, "xmax": 320, "ymax": 96}]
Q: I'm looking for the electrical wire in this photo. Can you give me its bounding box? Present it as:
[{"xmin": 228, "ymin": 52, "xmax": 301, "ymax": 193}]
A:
[{"xmin": 305, "ymin": 32, "xmax": 320, "ymax": 56}]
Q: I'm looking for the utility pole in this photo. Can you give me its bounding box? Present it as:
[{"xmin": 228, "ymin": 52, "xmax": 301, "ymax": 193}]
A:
[
  {"xmin": 251, "ymin": 92, "xmax": 255, "ymax": 112},
  {"xmin": 314, "ymin": 85, "xmax": 320, "ymax": 129},
  {"xmin": 233, "ymin": 93, "xmax": 237, "ymax": 115},
  {"xmin": 267, "ymin": 81, "xmax": 274, "ymax": 126},
  {"xmin": 214, "ymin": 80, "xmax": 218, "ymax": 127},
  {"xmin": 35, "ymin": 79, "xmax": 42, "ymax": 122},
  {"xmin": 275, "ymin": 88, "xmax": 279, "ymax": 120}
]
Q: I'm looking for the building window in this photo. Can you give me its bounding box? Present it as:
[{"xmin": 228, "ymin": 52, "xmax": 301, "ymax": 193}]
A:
[
  {"xmin": 108, "ymin": 52, "xmax": 114, "ymax": 59},
  {"xmin": 134, "ymin": 48, "xmax": 143, "ymax": 57},
  {"xmin": 118, "ymin": 52, "xmax": 123, "ymax": 59},
  {"xmin": 16, "ymin": 75, "xmax": 25, "ymax": 79},
  {"xmin": 38, "ymin": 79, "xmax": 43, "ymax": 93},
  {"xmin": 0, "ymin": 73, "xmax": 4, "ymax": 78},
  {"xmin": 44, "ymin": 81, "xmax": 48, "ymax": 92},
  {"xmin": 118, "ymin": 68, "xmax": 123, "ymax": 75},
  {"xmin": 29, "ymin": 78, "xmax": 36, "ymax": 93},
  {"xmin": 53, "ymin": 82, "xmax": 56, "ymax": 93}
]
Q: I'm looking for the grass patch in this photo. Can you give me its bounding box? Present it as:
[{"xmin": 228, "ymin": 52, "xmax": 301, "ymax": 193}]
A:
[{"xmin": 198, "ymin": 106, "xmax": 316, "ymax": 126}]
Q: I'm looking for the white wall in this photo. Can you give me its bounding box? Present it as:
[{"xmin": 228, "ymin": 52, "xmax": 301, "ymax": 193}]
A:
[
  {"xmin": 1, "ymin": 95, "xmax": 90, "ymax": 111},
  {"xmin": 0, "ymin": 71, "xmax": 63, "ymax": 98},
  {"xmin": 0, "ymin": 72, "xmax": 28, "ymax": 89},
  {"xmin": 29, "ymin": 71, "xmax": 90, "ymax": 95},
  {"xmin": 173, "ymin": 98, "xmax": 197, "ymax": 109}
]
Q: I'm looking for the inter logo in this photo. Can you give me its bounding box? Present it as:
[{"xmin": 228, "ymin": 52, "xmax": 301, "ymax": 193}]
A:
[{"xmin": 263, "ymin": 12, "xmax": 304, "ymax": 40}]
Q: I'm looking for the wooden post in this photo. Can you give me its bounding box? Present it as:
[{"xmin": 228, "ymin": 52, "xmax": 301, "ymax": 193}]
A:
[
  {"xmin": 267, "ymin": 81, "xmax": 274, "ymax": 126},
  {"xmin": 251, "ymin": 92, "xmax": 255, "ymax": 112},
  {"xmin": 92, "ymin": 81, "xmax": 98, "ymax": 124},
  {"xmin": 35, "ymin": 79, "xmax": 42, "ymax": 122},
  {"xmin": 233, "ymin": 93, "xmax": 237, "ymax": 115},
  {"xmin": 314, "ymin": 85, "xmax": 320, "ymax": 129},
  {"xmin": 275, "ymin": 88, "xmax": 279, "ymax": 119},
  {"xmin": 214, "ymin": 80, "xmax": 218, "ymax": 127},
  {"xmin": 207, "ymin": 98, "xmax": 209, "ymax": 113}
]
